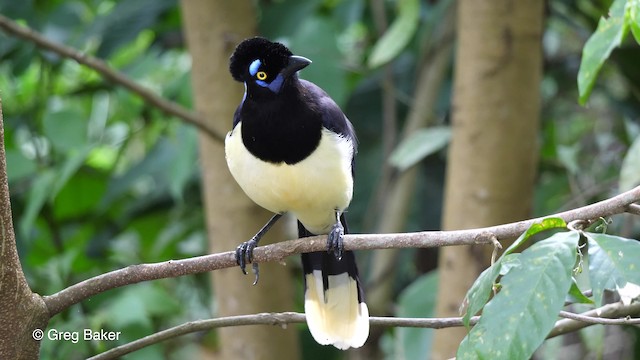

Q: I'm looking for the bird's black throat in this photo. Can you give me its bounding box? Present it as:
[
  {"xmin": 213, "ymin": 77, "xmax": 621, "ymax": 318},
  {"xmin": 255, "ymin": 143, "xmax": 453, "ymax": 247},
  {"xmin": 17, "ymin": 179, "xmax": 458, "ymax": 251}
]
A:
[{"xmin": 240, "ymin": 84, "xmax": 323, "ymax": 165}]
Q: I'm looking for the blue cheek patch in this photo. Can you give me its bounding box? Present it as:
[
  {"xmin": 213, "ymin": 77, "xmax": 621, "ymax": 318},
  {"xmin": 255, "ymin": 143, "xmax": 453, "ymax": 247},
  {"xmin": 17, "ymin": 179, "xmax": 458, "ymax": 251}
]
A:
[
  {"xmin": 255, "ymin": 74, "xmax": 284, "ymax": 93},
  {"xmin": 249, "ymin": 59, "xmax": 261, "ymax": 76},
  {"xmin": 267, "ymin": 74, "xmax": 284, "ymax": 93}
]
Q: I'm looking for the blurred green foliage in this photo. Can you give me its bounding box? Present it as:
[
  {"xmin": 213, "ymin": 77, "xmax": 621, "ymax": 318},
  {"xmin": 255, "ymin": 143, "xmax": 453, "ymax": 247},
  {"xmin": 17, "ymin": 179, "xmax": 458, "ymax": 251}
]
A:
[{"xmin": 0, "ymin": 0, "xmax": 639, "ymax": 358}]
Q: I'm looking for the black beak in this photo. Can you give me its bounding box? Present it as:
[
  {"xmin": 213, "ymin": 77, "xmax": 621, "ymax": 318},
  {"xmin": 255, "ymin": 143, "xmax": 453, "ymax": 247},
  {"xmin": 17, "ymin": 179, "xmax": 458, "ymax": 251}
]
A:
[{"xmin": 282, "ymin": 55, "xmax": 311, "ymax": 78}]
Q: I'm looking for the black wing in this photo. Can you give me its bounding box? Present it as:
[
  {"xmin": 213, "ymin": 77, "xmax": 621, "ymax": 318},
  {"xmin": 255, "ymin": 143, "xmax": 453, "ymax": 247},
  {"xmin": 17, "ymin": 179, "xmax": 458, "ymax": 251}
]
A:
[{"xmin": 299, "ymin": 79, "xmax": 358, "ymax": 154}]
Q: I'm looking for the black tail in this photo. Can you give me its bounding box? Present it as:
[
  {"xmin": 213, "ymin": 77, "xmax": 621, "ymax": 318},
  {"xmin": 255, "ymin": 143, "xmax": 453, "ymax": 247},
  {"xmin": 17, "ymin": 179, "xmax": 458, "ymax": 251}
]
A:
[{"xmin": 299, "ymin": 217, "xmax": 369, "ymax": 350}]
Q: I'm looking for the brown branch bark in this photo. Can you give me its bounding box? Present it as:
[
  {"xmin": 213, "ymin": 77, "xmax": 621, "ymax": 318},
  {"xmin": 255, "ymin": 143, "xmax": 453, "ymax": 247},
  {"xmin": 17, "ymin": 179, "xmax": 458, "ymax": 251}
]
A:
[
  {"xmin": 0, "ymin": 14, "xmax": 224, "ymax": 142},
  {"xmin": 0, "ymin": 100, "xmax": 49, "ymax": 359},
  {"xmin": 548, "ymin": 302, "xmax": 640, "ymax": 338},
  {"xmin": 89, "ymin": 313, "xmax": 482, "ymax": 360},
  {"xmin": 42, "ymin": 185, "xmax": 640, "ymax": 317},
  {"xmin": 88, "ymin": 301, "xmax": 640, "ymax": 360},
  {"xmin": 626, "ymin": 203, "xmax": 640, "ymax": 215}
]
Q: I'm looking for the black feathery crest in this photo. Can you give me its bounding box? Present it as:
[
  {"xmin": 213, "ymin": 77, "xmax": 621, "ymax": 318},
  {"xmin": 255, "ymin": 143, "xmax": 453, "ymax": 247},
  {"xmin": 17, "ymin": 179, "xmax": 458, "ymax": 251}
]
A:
[{"xmin": 229, "ymin": 37, "xmax": 293, "ymax": 82}]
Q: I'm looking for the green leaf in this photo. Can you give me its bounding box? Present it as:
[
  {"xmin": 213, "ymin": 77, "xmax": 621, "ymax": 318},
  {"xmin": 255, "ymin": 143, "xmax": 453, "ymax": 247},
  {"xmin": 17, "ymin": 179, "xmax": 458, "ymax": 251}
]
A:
[
  {"xmin": 289, "ymin": 16, "xmax": 348, "ymax": 106},
  {"xmin": 50, "ymin": 146, "xmax": 92, "ymax": 200},
  {"xmin": 43, "ymin": 108, "xmax": 88, "ymax": 152},
  {"xmin": 368, "ymin": 0, "xmax": 420, "ymax": 68},
  {"xmin": 100, "ymin": 283, "xmax": 181, "ymax": 329},
  {"xmin": 567, "ymin": 278, "xmax": 594, "ymax": 305},
  {"xmin": 557, "ymin": 144, "xmax": 580, "ymax": 174},
  {"xmin": 393, "ymin": 271, "xmax": 439, "ymax": 359},
  {"xmin": 53, "ymin": 171, "xmax": 107, "ymax": 220},
  {"xmin": 458, "ymin": 232, "xmax": 579, "ymax": 360},
  {"xmin": 167, "ymin": 125, "xmax": 198, "ymax": 201},
  {"xmin": 5, "ymin": 150, "xmax": 38, "ymax": 182},
  {"xmin": 619, "ymin": 134, "xmax": 640, "ymax": 191},
  {"xmin": 503, "ymin": 217, "xmax": 567, "ymax": 256},
  {"xmin": 461, "ymin": 262, "xmax": 501, "ymax": 328},
  {"xmin": 87, "ymin": 0, "xmax": 175, "ymax": 58},
  {"xmin": 627, "ymin": 0, "xmax": 640, "ymax": 44},
  {"xmin": 461, "ymin": 218, "xmax": 567, "ymax": 329},
  {"xmin": 498, "ymin": 253, "xmax": 521, "ymax": 276},
  {"xmin": 586, "ymin": 232, "xmax": 640, "ymax": 306},
  {"xmin": 20, "ymin": 170, "xmax": 56, "ymax": 238},
  {"xmin": 389, "ymin": 126, "xmax": 451, "ymax": 171},
  {"xmin": 577, "ymin": 0, "xmax": 629, "ymax": 105}
]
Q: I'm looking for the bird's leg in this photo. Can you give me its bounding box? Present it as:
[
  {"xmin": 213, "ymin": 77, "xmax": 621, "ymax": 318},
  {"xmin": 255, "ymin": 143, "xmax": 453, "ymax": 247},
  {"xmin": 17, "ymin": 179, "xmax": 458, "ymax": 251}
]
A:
[
  {"xmin": 327, "ymin": 210, "xmax": 344, "ymax": 260},
  {"xmin": 236, "ymin": 213, "xmax": 283, "ymax": 285}
]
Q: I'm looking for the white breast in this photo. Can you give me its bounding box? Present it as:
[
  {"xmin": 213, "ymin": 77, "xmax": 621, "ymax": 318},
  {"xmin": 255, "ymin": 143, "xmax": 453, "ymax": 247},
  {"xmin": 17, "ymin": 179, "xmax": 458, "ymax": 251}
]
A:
[{"xmin": 225, "ymin": 122, "xmax": 354, "ymax": 235}]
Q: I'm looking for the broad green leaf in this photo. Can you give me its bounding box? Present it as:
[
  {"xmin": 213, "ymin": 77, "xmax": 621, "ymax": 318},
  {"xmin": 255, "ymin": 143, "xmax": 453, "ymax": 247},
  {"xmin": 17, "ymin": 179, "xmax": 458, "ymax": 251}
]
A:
[
  {"xmin": 43, "ymin": 108, "xmax": 88, "ymax": 152},
  {"xmin": 50, "ymin": 146, "xmax": 92, "ymax": 200},
  {"xmin": 567, "ymin": 278, "xmax": 594, "ymax": 305},
  {"xmin": 20, "ymin": 170, "xmax": 56, "ymax": 238},
  {"xmin": 461, "ymin": 262, "xmax": 501, "ymax": 328},
  {"xmin": 5, "ymin": 150, "xmax": 37, "ymax": 182},
  {"xmin": 389, "ymin": 127, "xmax": 451, "ymax": 171},
  {"xmin": 503, "ymin": 217, "xmax": 567, "ymax": 256},
  {"xmin": 289, "ymin": 17, "xmax": 348, "ymax": 106},
  {"xmin": 628, "ymin": 0, "xmax": 640, "ymax": 44},
  {"xmin": 498, "ymin": 253, "xmax": 521, "ymax": 276},
  {"xmin": 368, "ymin": 0, "xmax": 420, "ymax": 68},
  {"xmin": 88, "ymin": 0, "xmax": 175, "ymax": 58},
  {"xmin": 458, "ymin": 232, "xmax": 579, "ymax": 360},
  {"xmin": 393, "ymin": 271, "xmax": 438, "ymax": 359},
  {"xmin": 619, "ymin": 134, "xmax": 640, "ymax": 191},
  {"xmin": 577, "ymin": 0, "xmax": 629, "ymax": 105},
  {"xmin": 167, "ymin": 124, "xmax": 198, "ymax": 201},
  {"xmin": 557, "ymin": 144, "xmax": 580, "ymax": 174},
  {"xmin": 461, "ymin": 218, "xmax": 567, "ymax": 328},
  {"xmin": 53, "ymin": 171, "xmax": 107, "ymax": 220},
  {"xmin": 99, "ymin": 283, "xmax": 181, "ymax": 329},
  {"xmin": 587, "ymin": 232, "xmax": 640, "ymax": 305}
]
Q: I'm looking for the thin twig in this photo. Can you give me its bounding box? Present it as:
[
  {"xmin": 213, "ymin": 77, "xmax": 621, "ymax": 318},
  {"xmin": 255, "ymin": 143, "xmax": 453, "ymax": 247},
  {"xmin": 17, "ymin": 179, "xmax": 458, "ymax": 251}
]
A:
[
  {"xmin": 41, "ymin": 186, "xmax": 640, "ymax": 317},
  {"xmin": 0, "ymin": 14, "xmax": 224, "ymax": 141},
  {"xmin": 87, "ymin": 312, "xmax": 480, "ymax": 360},
  {"xmin": 558, "ymin": 310, "xmax": 640, "ymax": 325},
  {"xmin": 88, "ymin": 300, "xmax": 640, "ymax": 360},
  {"xmin": 626, "ymin": 203, "xmax": 640, "ymax": 216},
  {"xmin": 548, "ymin": 301, "xmax": 640, "ymax": 338}
]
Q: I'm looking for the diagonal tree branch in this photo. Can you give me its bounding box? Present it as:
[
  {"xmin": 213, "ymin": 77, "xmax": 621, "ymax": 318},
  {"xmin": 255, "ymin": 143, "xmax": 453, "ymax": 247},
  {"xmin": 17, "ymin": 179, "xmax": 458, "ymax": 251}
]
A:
[
  {"xmin": 42, "ymin": 186, "xmax": 640, "ymax": 317},
  {"xmin": 89, "ymin": 301, "xmax": 640, "ymax": 360},
  {"xmin": 0, "ymin": 14, "xmax": 225, "ymax": 142}
]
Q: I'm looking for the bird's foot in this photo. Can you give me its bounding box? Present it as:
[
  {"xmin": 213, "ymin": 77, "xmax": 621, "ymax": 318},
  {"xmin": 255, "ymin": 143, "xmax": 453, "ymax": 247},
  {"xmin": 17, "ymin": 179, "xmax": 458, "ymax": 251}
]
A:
[
  {"xmin": 235, "ymin": 238, "xmax": 260, "ymax": 285},
  {"xmin": 327, "ymin": 221, "xmax": 344, "ymax": 260}
]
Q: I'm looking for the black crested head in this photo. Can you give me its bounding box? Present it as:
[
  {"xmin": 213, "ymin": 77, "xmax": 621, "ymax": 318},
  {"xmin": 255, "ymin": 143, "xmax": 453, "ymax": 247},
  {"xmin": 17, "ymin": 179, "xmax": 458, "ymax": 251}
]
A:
[{"xmin": 229, "ymin": 37, "xmax": 293, "ymax": 82}]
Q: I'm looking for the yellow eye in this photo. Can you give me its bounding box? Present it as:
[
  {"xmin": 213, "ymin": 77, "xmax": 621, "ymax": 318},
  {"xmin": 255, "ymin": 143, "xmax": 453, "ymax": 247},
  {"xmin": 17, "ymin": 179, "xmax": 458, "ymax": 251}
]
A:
[{"xmin": 256, "ymin": 71, "xmax": 267, "ymax": 80}]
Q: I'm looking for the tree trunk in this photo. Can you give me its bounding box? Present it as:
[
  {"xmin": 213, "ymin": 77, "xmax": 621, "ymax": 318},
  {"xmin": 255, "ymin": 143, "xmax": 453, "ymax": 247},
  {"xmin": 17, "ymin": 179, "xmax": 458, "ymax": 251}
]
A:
[
  {"xmin": 0, "ymin": 99, "xmax": 49, "ymax": 359},
  {"xmin": 431, "ymin": 1, "xmax": 543, "ymax": 359},
  {"xmin": 180, "ymin": 2, "xmax": 300, "ymax": 360}
]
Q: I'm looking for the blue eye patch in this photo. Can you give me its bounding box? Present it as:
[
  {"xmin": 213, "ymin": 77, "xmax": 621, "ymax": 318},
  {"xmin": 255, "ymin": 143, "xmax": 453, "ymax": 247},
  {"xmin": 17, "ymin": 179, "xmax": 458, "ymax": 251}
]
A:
[{"xmin": 249, "ymin": 59, "xmax": 262, "ymax": 76}]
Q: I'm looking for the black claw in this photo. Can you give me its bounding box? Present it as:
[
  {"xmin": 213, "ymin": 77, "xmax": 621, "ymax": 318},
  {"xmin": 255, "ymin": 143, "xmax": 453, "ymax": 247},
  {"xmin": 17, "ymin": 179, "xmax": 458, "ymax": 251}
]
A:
[
  {"xmin": 235, "ymin": 239, "xmax": 258, "ymax": 277},
  {"xmin": 235, "ymin": 213, "xmax": 283, "ymax": 285},
  {"xmin": 327, "ymin": 222, "xmax": 344, "ymax": 260},
  {"xmin": 251, "ymin": 262, "xmax": 260, "ymax": 285}
]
